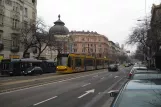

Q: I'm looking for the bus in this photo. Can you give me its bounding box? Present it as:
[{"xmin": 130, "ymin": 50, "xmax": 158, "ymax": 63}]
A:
[{"xmin": 1, "ymin": 59, "xmax": 56, "ymax": 76}]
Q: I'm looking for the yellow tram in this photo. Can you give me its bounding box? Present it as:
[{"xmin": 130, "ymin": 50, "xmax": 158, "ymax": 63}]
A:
[{"xmin": 56, "ymin": 54, "xmax": 109, "ymax": 73}]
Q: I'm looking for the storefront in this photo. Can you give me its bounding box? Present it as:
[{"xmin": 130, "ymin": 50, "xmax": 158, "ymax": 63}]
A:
[
  {"xmin": 10, "ymin": 55, "xmax": 20, "ymax": 59},
  {"xmin": 0, "ymin": 54, "xmax": 4, "ymax": 61}
]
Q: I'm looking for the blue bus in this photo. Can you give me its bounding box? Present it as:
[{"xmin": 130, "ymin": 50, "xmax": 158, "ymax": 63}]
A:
[{"xmin": 0, "ymin": 59, "xmax": 56, "ymax": 76}]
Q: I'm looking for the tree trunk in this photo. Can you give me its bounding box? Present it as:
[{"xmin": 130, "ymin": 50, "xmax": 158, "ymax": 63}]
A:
[
  {"xmin": 23, "ymin": 47, "xmax": 30, "ymax": 58},
  {"xmin": 36, "ymin": 44, "xmax": 48, "ymax": 59},
  {"xmin": 37, "ymin": 48, "xmax": 41, "ymax": 59}
]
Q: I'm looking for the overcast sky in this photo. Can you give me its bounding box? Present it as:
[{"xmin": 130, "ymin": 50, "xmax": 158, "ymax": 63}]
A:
[{"xmin": 37, "ymin": 0, "xmax": 160, "ymax": 52}]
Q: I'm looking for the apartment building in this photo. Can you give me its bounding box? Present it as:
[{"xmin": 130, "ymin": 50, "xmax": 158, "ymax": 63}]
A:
[
  {"xmin": 0, "ymin": 0, "xmax": 37, "ymax": 59},
  {"xmin": 70, "ymin": 31, "xmax": 109, "ymax": 58}
]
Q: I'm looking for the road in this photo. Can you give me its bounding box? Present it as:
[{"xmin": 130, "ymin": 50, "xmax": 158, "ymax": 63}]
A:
[{"xmin": 0, "ymin": 66, "xmax": 131, "ymax": 107}]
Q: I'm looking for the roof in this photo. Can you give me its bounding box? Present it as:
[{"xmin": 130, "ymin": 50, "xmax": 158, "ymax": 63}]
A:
[
  {"xmin": 125, "ymin": 80, "xmax": 161, "ymax": 90},
  {"xmin": 49, "ymin": 15, "xmax": 69, "ymax": 35},
  {"xmin": 151, "ymin": 4, "xmax": 161, "ymax": 24}
]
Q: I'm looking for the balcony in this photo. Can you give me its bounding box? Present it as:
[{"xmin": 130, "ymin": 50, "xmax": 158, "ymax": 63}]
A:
[{"xmin": 10, "ymin": 46, "xmax": 19, "ymax": 53}]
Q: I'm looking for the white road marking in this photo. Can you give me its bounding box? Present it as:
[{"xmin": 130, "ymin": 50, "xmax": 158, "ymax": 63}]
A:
[
  {"xmin": 33, "ymin": 96, "xmax": 57, "ymax": 106},
  {"xmin": 82, "ymin": 83, "xmax": 91, "ymax": 87},
  {"xmin": 101, "ymin": 77, "xmax": 104, "ymax": 80},
  {"xmin": 0, "ymin": 71, "xmax": 108, "ymax": 95},
  {"xmin": 78, "ymin": 89, "xmax": 95, "ymax": 99},
  {"xmin": 93, "ymin": 75, "xmax": 98, "ymax": 78},
  {"xmin": 108, "ymin": 90, "xmax": 119, "ymax": 93},
  {"xmin": 114, "ymin": 76, "xmax": 119, "ymax": 78},
  {"xmin": 83, "ymin": 77, "xmax": 125, "ymax": 107}
]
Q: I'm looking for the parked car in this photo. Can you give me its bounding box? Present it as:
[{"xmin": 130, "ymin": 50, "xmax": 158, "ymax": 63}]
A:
[
  {"xmin": 22, "ymin": 66, "xmax": 43, "ymax": 75},
  {"xmin": 108, "ymin": 64, "xmax": 118, "ymax": 71},
  {"xmin": 131, "ymin": 72, "xmax": 161, "ymax": 80},
  {"xmin": 128, "ymin": 66, "xmax": 147, "ymax": 79},
  {"xmin": 109, "ymin": 80, "xmax": 161, "ymax": 107},
  {"xmin": 124, "ymin": 63, "xmax": 131, "ymax": 67}
]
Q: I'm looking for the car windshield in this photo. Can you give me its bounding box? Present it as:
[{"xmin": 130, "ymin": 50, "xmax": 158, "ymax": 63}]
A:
[
  {"xmin": 132, "ymin": 74, "xmax": 161, "ymax": 80},
  {"xmin": 25, "ymin": 66, "xmax": 34, "ymax": 71},
  {"xmin": 115, "ymin": 90, "xmax": 161, "ymax": 107}
]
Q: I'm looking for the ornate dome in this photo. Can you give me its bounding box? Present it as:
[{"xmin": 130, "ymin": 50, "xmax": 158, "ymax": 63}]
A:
[{"xmin": 49, "ymin": 15, "xmax": 69, "ymax": 35}]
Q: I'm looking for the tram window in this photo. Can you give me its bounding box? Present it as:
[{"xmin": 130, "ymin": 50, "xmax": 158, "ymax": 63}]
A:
[
  {"xmin": 2, "ymin": 63, "xmax": 10, "ymax": 70},
  {"xmin": 97, "ymin": 60, "xmax": 102, "ymax": 65},
  {"xmin": 85, "ymin": 59, "xmax": 93, "ymax": 66},
  {"xmin": 75, "ymin": 58, "xmax": 81, "ymax": 67},
  {"xmin": 68, "ymin": 57, "xmax": 71, "ymax": 67}
]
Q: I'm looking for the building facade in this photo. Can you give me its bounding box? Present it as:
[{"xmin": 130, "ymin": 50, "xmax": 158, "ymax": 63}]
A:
[
  {"xmin": 69, "ymin": 31, "xmax": 109, "ymax": 58},
  {"xmin": 108, "ymin": 41, "xmax": 127, "ymax": 62},
  {"xmin": 0, "ymin": 0, "xmax": 37, "ymax": 59}
]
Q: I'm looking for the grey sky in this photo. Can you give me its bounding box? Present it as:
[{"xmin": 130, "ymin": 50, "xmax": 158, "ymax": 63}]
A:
[{"xmin": 37, "ymin": 0, "xmax": 160, "ymax": 51}]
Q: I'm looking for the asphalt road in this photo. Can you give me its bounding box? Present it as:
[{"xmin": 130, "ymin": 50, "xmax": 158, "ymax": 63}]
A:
[{"xmin": 0, "ymin": 66, "xmax": 131, "ymax": 107}]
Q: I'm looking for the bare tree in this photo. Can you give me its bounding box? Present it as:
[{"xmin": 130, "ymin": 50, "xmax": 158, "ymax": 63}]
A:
[{"xmin": 20, "ymin": 18, "xmax": 50, "ymax": 59}]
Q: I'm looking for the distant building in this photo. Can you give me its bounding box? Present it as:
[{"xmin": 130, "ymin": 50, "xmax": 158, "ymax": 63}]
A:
[
  {"xmin": 108, "ymin": 41, "xmax": 127, "ymax": 61},
  {"xmin": 0, "ymin": 0, "xmax": 37, "ymax": 59},
  {"xmin": 69, "ymin": 31, "xmax": 109, "ymax": 58}
]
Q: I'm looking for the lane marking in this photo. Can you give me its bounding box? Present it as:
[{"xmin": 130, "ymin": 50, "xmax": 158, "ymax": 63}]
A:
[
  {"xmin": 83, "ymin": 77, "xmax": 125, "ymax": 107},
  {"xmin": 93, "ymin": 75, "xmax": 98, "ymax": 78},
  {"xmin": 101, "ymin": 77, "xmax": 104, "ymax": 80},
  {"xmin": 114, "ymin": 76, "xmax": 119, "ymax": 78},
  {"xmin": 82, "ymin": 83, "xmax": 91, "ymax": 87},
  {"xmin": 33, "ymin": 96, "xmax": 57, "ymax": 106},
  {"xmin": 0, "ymin": 71, "xmax": 108, "ymax": 95},
  {"xmin": 78, "ymin": 89, "xmax": 95, "ymax": 99}
]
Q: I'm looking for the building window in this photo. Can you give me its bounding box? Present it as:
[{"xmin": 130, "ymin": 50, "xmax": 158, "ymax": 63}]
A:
[
  {"xmin": 91, "ymin": 44, "xmax": 93, "ymax": 47},
  {"xmin": 12, "ymin": 37, "xmax": 19, "ymax": 47},
  {"xmin": 88, "ymin": 38, "xmax": 89, "ymax": 41},
  {"xmin": 24, "ymin": 21, "xmax": 28, "ymax": 29},
  {"xmin": 24, "ymin": 8, "xmax": 28, "ymax": 17},
  {"xmin": 99, "ymin": 44, "xmax": 101, "ymax": 47},
  {"xmin": 12, "ymin": 19, "xmax": 19, "ymax": 29},
  {"xmin": 91, "ymin": 49, "xmax": 93, "ymax": 52},
  {"xmin": 32, "ymin": 12, "xmax": 36, "ymax": 20},
  {"xmin": 20, "ymin": 6, "xmax": 23, "ymax": 10},
  {"xmin": 0, "ymin": 13, "xmax": 4, "ymax": 26},
  {"xmin": 99, "ymin": 48, "xmax": 102, "ymax": 52},
  {"xmin": 82, "ymin": 49, "xmax": 84, "ymax": 53},
  {"xmin": 82, "ymin": 38, "xmax": 84, "ymax": 41},
  {"xmin": 5, "ymin": 0, "xmax": 12, "ymax": 5},
  {"xmin": 74, "ymin": 49, "xmax": 77, "ymax": 52},
  {"xmin": 74, "ymin": 43, "xmax": 77, "ymax": 47},
  {"xmin": 0, "ymin": 0, "xmax": 2, "ymax": 5},
  {"xmin": 16, "ymin": 7, "xmax": 18, "ymax": 12},
  {"xmin": 0, "ymin": 33, "xmax": 2, "ymax": 41},
  {"xmin": 32, "ymin": 0, "xmax": 36, "ymax": 4}
]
